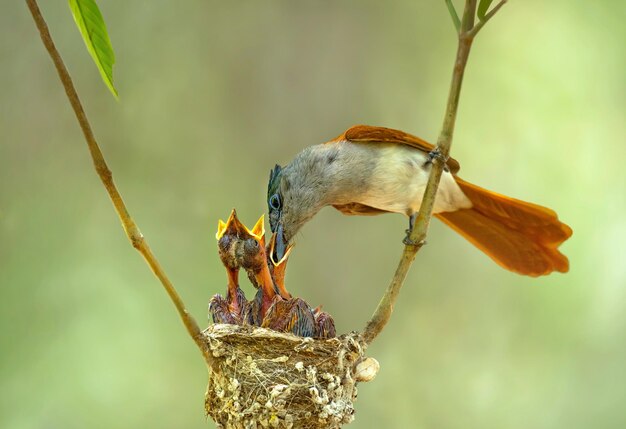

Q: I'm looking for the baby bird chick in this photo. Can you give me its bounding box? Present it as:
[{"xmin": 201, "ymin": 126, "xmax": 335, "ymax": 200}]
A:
[
  {"xmin": 209, "ymin": 209, "xmax": 255, "ymax": 324},
  {"xmin": 313, "ymin": 307, "xmax": 337, "ymax": 339}
]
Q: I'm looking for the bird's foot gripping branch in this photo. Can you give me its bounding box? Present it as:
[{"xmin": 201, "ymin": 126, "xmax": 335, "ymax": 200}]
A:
[
  {"xmin": 205, "ymin": 210, "xmax": 379, "ymax": 428},
  {"xmin": 210, "ymin": 209, "xmax": 336, "ymax": 339}
]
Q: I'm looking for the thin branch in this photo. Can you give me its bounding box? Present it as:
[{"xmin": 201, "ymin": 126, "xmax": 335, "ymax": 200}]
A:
[
  {"xmin": 468, "ymin": 0, "xmax": 507, "ymax": 38},
  {"xmin": 444, "ymin": 0, "xmax": 461, "ymax": 33},
  {"xmin": 460, "ymin": 0, "xmax": 478, "ymax": 34},
  {"xmin": 363, "ymin": 0, "xmax": 506, "ymax": 345},
  {"xmin": 25, "ymin": 0, "xmax": 210, "ymax": 362}
]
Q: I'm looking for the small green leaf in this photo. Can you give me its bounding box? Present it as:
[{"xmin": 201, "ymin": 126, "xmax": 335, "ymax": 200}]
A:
[
  {"xmin": 444, "ymin": 0, "xmax": 461, "ymax": 32},
  {"xmin": 68, "ymin": 0, "xmax": 118, "ymax": 99},
  {"xmin": 477, "ymin": 0, "xmax": 494, "ymax": 21}
]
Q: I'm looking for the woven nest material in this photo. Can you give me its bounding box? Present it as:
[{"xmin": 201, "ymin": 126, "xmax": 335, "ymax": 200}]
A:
[{"xmin": 203, "ymin": 324, "xmax": 379, "ymax": 429}]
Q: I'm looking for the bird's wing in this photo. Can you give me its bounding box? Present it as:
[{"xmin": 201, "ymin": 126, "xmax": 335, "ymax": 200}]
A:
[
  {"xmin": 329, "ymin": 125, "xmax": 461, "ymax": 174},
  {"xmin": 332, "ymin": 203, "xmax": 391, "ymax": 216}
]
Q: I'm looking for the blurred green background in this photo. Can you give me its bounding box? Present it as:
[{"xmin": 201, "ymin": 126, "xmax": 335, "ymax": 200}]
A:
[{"xmin": 1, "ymin": 1, "xmax": 625, "ymax": 428}]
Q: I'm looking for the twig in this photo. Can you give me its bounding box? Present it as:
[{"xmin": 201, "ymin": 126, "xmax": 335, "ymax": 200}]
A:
[
  {"xmin": 25, "ymin": 0, "xmax": 209, "ymax": 361},
  {"xmin": 468, "ymin": 0, "xmax": 507, "ymax": 38},
  {"xmin": 363, "ymin": 0, "xmax": 506, "ymax": 344}
]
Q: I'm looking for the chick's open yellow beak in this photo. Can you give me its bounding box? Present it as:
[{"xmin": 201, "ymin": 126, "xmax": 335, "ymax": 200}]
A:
[
  {"xmin": 216, "ymin": 209, "xmax": 237, "ymax": 240},
  {"xmin": 248, "ymin": 215, "xmax": 265, "ymax": 241},
  {"xmin": 216, "ymin": 209, "xmax": 265, "ymax": 242},
  {"xmin": 216, "ymin": 219, "xmax": 228, "ymax": 240}
]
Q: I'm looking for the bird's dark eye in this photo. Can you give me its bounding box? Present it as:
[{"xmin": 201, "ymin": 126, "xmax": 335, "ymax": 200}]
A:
[{"xmin": 269, "ymin": 193, "xmax": 281, "ymax": 210}]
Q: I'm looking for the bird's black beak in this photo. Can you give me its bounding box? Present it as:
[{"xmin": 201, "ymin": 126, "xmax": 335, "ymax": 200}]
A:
[{"xmin": 274, "ymin": 222, "xmax": 288, "ymax": 262}]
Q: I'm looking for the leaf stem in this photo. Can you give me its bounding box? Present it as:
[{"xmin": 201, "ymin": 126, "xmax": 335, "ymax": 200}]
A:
[
  {"xmin": 363, "ymin": 0, "xmax": 506, "ymax": 345},
  {"xmin": 444, "ymin": 0, "xmax": 461, "ymax": 33},
  {"xmin": 25, "ymin": 0, "xmax": 210, "ymax": 362}
]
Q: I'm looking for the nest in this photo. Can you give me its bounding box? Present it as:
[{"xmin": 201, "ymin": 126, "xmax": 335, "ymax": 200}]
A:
[{"xmin": 203, "ymin": 324, "xmax": 379, "ymax": 429}]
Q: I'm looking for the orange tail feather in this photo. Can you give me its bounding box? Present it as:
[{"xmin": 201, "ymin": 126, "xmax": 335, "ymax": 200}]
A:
[{"xmin": 436, "ymin": 177, "xmax": 572, "ymax": 276}]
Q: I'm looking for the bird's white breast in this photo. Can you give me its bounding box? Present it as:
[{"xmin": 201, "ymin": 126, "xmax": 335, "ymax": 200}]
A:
[{"xmin": 342, "ymin": 141, "xmax": 472, "ymax": 215}]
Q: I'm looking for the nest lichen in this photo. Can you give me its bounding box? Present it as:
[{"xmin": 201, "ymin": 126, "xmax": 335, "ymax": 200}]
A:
[{"xmin": 203, "ymin": 324, "xmax": 378, "ymax": 429}]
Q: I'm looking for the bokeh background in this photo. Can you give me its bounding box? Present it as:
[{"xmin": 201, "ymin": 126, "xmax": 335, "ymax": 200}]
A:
[{"xmin": 1, "ymin": 1, "xmax": 625, "ymax": 428}]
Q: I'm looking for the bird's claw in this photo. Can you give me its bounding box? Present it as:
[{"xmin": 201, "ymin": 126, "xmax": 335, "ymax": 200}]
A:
[
  {"xmin": 425, "ymin": 148, "xmax": 449, "ymax": 170},
  {"xmin": 403, "ymin": 231, "xmax": 425, "ymax": 247}
]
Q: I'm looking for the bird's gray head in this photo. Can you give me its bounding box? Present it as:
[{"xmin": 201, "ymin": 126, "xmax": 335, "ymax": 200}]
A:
[{"xmin": 267, "ymin": 147, "xmax": 334, "ymax": 261}]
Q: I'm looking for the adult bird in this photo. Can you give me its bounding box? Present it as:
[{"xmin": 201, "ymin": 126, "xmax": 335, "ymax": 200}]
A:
[{"xmin": 267, "ymin": 125, "xmax": 572, "ymax": 277}]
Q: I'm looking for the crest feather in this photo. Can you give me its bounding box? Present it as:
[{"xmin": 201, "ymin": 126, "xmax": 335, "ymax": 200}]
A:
[{"xmin": 267, "ymin": 164, "xmax": 283, "ymax": 198}]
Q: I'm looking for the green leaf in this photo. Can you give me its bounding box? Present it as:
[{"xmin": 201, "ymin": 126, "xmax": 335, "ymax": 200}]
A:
[
  {"xmin": 444, "ymin": 0, "xmax": 461, "ymax": 32},
  {"xmin": 68, "ymin": 0, "xmax": 118, "ymax": 99},
  {"xmin": 477, "ymin": 0, "xmax": 494, "ymax": 21}
]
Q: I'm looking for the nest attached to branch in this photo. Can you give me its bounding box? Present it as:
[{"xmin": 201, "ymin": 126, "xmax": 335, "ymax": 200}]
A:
[{"xmin": 203, "ymin": 324, "xmax": 379, "ymax": 429}]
